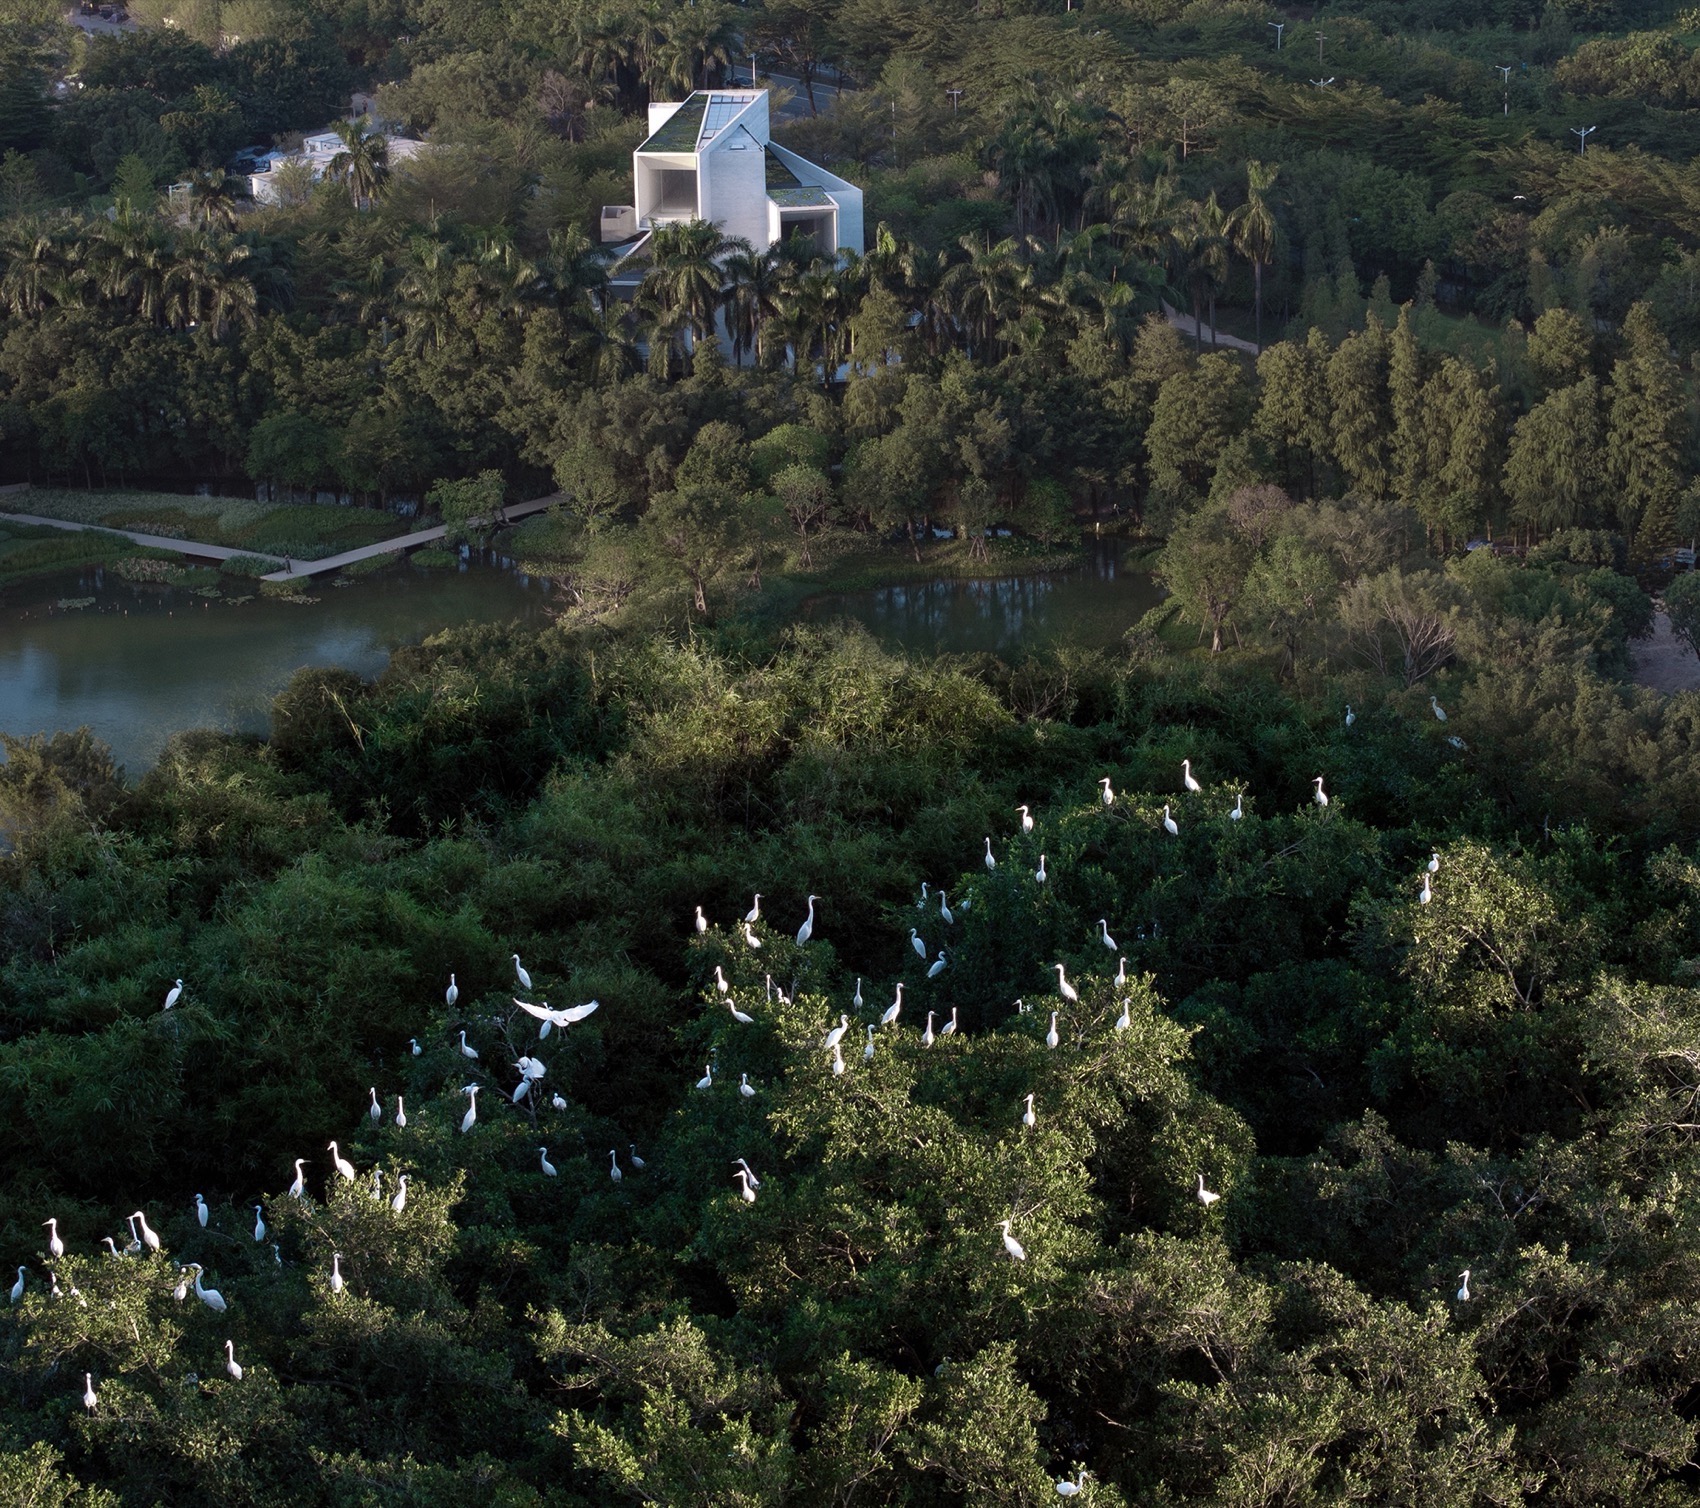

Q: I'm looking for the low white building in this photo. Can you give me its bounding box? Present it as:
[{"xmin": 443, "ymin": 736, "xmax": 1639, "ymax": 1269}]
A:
[
  {"xmin": 613, "ymin": 89, "xmax": 863, "ymax": 260},
  {"xmin": 247, "ymin": 127, "xmax": 426, "ymax": 205}
]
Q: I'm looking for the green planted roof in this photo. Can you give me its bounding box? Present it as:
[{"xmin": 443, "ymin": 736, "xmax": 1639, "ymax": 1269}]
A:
[
  {"xmin": 769, "ymin": 185, "xmax": 833, "ymax": 208},
  {"xmin": 765, "ymin": 147, "xmax": 800, "ymax": 189},
  {"xmin": 641, "ymin": 94, "xmax": 707, "ymax": 152}
]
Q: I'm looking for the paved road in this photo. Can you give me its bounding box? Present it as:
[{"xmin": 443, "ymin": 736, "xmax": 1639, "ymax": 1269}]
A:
[
  {"xmin": 0, "ymin": 493, "xmax": 559, "ymax": 582},
  {"xmin": 1162, "ymin": 302, "xmax": 1261, "ymax": 355}
]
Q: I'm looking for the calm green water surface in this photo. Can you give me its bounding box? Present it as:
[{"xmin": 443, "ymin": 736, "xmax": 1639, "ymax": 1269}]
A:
[
  {"xmin": 805, "ymin": 539, "xmax": 1162, "ymax": 655},
  {"xmin": 0, "ymin": 559, "xmax": 551, "ymax": 773}
]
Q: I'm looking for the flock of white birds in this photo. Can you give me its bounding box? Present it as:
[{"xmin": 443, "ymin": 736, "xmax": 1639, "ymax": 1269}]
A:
[{"xmin": 36, "ymin": 734, "xmax": 1456, "ymax": 1495}]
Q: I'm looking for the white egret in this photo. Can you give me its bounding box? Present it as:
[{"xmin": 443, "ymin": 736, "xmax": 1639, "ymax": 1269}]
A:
[
  {"xmin": 714, "ymin": 966, "xmax": 730, "ymax": 996},
  {"xmin": 224, "ymin": 1339, "xmax": 244, "ymax": 1381},
  {"xmin": 1022, "ymin": 1094, "xmax": 1036, "ymax": 1129},
  {"xmin": 368, "ymin": 1087, "xmax": 381, "ymax": 1123},
  {"xmin": 162, "ymin": 979, "xmax": 184, "ymax": 1011},
  {"xmin": 1431, "ymin": 695, "xmax": 1447, "ymax": 721},
  {"xmin": 822, "ymin": 1014, "xmax": 850, "ymax": 1050},
  {"xmin": 390, "ymin": 1174, "xmax": 408, "ymax": 1213},
  {"xmin": 1448, "ymin": 734, "xmax": 1468, "ymax": 750},
  {"xmin": 409, "ymin": 1038, "xmax": 421, "ymax": 1056},
  {"xmin": 916, "ymin": 882, "xmax": 930, "ymax": 909},
  {"xmin": 370, "ymin": 1168, "xmax": 383, "ymax": 1203},
  {"xmin": 629, "ymin": 1145, "xmax": 646, "ymax": 1169},
  {"xmin": 852, "ymin": 978, "xmax": 863, "ymax": 1009},
  {"xmin": 697, "ymin": 1065, "xmax": 714, "ymax": 1091},
  {"xmin": 288, "ymin": 1158, "xmax": 306, "ymax": 1198},
  {"xmin": 864, "ymin": 1024, "xmax": 876, "ymax": 1061},
  {"xmin": 735, "ymin": 1158, "xmax": 762, "ymax": 1189},
  {"xmin": 1018, "ymin": 804, "xmax": 1034, "ymax": 833},
  {"xmin": 1046, "ymin": 1012, "xmax": 1060, "ymax": 1049},
  {"xmin": 458, "ymin": 1030, "xmax": 479, "ymax": 1059},
  {"xmin": 1456, "ymin": 1269, "xmax": 1471, "ymax": 1302},
  {"xmin": 1162, "ymin": 805, "xmax": 1179, "ymax": 837},
  {"xmin": 511, "ymin": 1077, "xmax": 533, "ymax": 1106},
  {"xmin": 1313, "ymin": 776, "xmax": 1329, "ymax": 808},
  {"xmin": 512, "ymin": 954, "xmax": 533, "ymax": 990},
  {"xmin": 538, "ymin": 1147, "xmax": 557, "ymax": 1176},
  {"xmin": 745, "ymin": 894, "xmax": 762, "ymax": 923},
  {"xmin": 881, "ymin": 984, "xmax": 904, "ymax": 1026},
  {"xmin": 910, "ymin": 928, "xmax": 927, "ymax": 959},
  {"xmin": 460, "ymin": 1086, "xmax": 478, "ymax": 1134},
  {"xmin": 1099, "ymin": 776, "xmax": 1115, "ymax": 807},
  {"xmin": 743, "ymin": 922, "xmax": 763, "ymax": 950},
  {"xmin": 764, "ymin": 974, "xmax": 774, "ymax": 1002},
  {"xmin": 9, "ymin": 1268, "xmax": 22, "ymax": 1303},
  {"xmin": 727, "ymin": 999, "xmax": 754, "ymax": 1025},
  {"xmin": 513, "ymin": 997, "xmax": 602, "ymax": 1034},
  {"xmin": 43, "ymin": 1218, "xmax": 63, "ymax": 1259},
  {"xmin": 1115, "ymin": 957, "xmax": 1127, "ymax": 988},
  {"xmin": 922, "ymin": 1012, "xmax": 936, "ymax": 1047},
  {"xmin": 272, "ymin": 1243, "xmax": 282, "ymax": 1266},
  {"xmin": 395, "ymin": 1096, "xmax": 406, "ymax": 1128},
  {"xmin": 928, "ymin": 951, "xmax": 948, "ymax": 979},
  {"xmin": 1196, "ymin": 1174, "xmax": 1220, "ymax": 1207},
  {"xmin": 1428, "ymin": 850, "xmax": 1441, "ymax": 874},
  {"xmin": 329, "ymin": 1253, "xmax": 343, "ymax": 1295},
  {"xmin": 1053, "ymin": 964, "xmax": 1078, "ymax": 1002},
  {"xmin": 939, "ymin": 891, "xmax": 954, "ymax": 924},
  {"xmin": 191, "ymin": 1264, "xmax": 226, "ymax": 1312},
  {"xmin": 1344, "ymin": 705, "xmax": 1355, "ymax": 727},
  {"xmin": 734, "ymin": 1168, "xmax": 756, "ymax": 1204},
  {"xmin": 101, "ymin": 1239, "xmax": 120, "ymax": 1259},
  {"xmin": 328, "ymin": 1143, "xmax": 355, "ymax": 1181},
  {"xmin": 695, "ymin": 906, "xmax": 709, "ymax": 935},
  {"xmin": 445, "ymin": 973, "xmax": 458, "ymax": 1006},
  {"xmin": 1229, "ymin": 792, "xmax": 1243, "ymax": 821},
  {"xmin": 1419, "ymin": 874, "xmax": 1433, "ymax": 905},
  {"xmin": 941, "ymin": 1006, "xmax": 960, "ymax": 1038},
  {"xmin": 252, "ymin": 1207, "xmax": 266, "ymax": 1243},
  {"xmin": 608, "ymin": 1149, "xmax": 622, "ymax": 1183},
  {"xmin": 1098, "ymin": 919, "xmax": 1116, "ymax": 950},
  {"xmin": 1183, "ymin": 758, "xmax": 1202, "ymax": 794},
  {"xmin": 831, "ymin": 1042, "xmax": 846, "ymax": 1076},
  {"xmin": 124, "ymin": 1217, "xmax": 142, "ymax": 1256},
  {"xmin": 796, "ymin": 895, "xmax": 818, "ymax": 945},
  {"xmin": 984, "ymin": 838, "xmax": 996, "ymax": 871},
  {"xmin": 194, "ymin": 1192, "xmax": 208, "ymax": 1227},
  {"xmin": 551, "ymin": 1092, "xmax": 567, "ymax": 1110},
  {"xmin": 1035, "ymin": 854, "xmax": 1047, "ymax": 884},
  {"xmin": 83, "ymin": 1373, "xmax": 97, "ymax": 1412},
  {"xmin": 739, "ymin": 1072, "xmax": 755, "ymax": 1098},
  {"xmin": 1056, "ymin": 1468, "xmax": 1086, "ymax": 1497},
  {"xmin": 1115, "ymin": 999, "xmax": 1131, "ymax": 1032},
  {"xmin": 999, "ymin": 1220, "xmax": 1026, "ymax": 1262}
]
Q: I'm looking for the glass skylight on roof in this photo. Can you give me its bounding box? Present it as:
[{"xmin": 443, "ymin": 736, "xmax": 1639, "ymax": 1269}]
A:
[{"xmin": 700, "ymin": 95, "xmax": 744, "ymax": 141}]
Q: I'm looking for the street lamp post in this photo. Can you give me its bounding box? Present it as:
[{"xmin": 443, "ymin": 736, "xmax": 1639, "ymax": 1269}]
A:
[
  {"xmin": 1571, "ymin": 124, "xmax": 1596, "ymax": 154},
  {"xmin": 1268, "ymin": 21, "xmax": 1284, "ymax": 49}
]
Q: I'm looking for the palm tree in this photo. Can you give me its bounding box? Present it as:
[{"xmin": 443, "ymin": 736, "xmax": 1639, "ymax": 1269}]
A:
[
  {"xmin": 0, "ymin": 218, "xmax": 77, "ymax": 317},
  {"xmin": 1226, "ymin": 159, "xmax": 1280, "ymax": 351},
  {"xmin": 640, "ymin": 218, "xmax": 730, "ymax": 368},
  {"xmin": 1178, "ymin": 192, "xmax": 1229, "ymax": 352},
  {"xmin": 328, "ymin": 117, "xmax": 390, "ymax": 211},
  {"xmin": 397, "ymin": 236, "xmax": 457, "ymax": 353},
  {"xmin": 92, "ymin": 208, "xmax": 174, "ymax": 325},
  {"xmin": 945, "ymin": 235, "xmax": 1025, "ymax": 361},
  {"xmin": 723, "ymin": 243, "xmax": 782, "ymax": 366},
  {"xmin": 185, "ymin": 169, "xmax": 240, "ymax": 232}
]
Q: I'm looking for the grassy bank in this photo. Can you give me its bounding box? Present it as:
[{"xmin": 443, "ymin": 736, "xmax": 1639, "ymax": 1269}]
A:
[
  {"xmin": 1, "ymin": 488, "xmax": 411, "ymax": 561},
  {"xmin": 0, "ymin": 522, "xmax": 176, "ymax": 588}
]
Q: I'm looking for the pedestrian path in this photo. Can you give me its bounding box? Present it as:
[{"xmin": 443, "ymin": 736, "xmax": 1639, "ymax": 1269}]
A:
[{"xmin": 0, "ymin": 494, "xmax": 560, "ymax": 583}]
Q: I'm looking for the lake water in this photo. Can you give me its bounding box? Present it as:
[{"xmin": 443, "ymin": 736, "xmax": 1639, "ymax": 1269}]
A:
[
  {"xmin": 804, "ymin": 538, "xmax": 1162, "ymax": 656},
  {"xmin": 0, "ymin": 558, "xmax": 551, "ymax": 773}
]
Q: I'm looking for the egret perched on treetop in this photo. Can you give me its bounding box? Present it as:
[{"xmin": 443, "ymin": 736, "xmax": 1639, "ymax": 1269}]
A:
[
  {"xmin": 1313, "ymin": 776, "xmax": 1329, "ymax": 808},
  {"xmin": 940, "ymin": 1006, "xmax": 958, "ymax": 1036},
  {"xmin": 1018, "ymin": 804, "xmax": 1034, "ymax": 833},
  {"xmin": 1429, "ymin": 850, "xmax": 1441, "ymax": 873},
  {"xmin": 822, "ymin": 1015, "xmax": 850, "ymax": 1050},
  {"xmin": 391, "ymin": 1174, "xmax": 409, "ymax": 1212},
  {"xmin": 1420, "ymin": 874, "xmax": 1433, "ymax": 905},
  {"xmin": 695, "ymin": 906, "xmax": 709, "ymax": 935},
  {"xmin": 328, "ymin": 1143, "xmax": 355, "ymax": 1182},
  {"xmin": 743, "ymin": 922, "xmax": 762, "ymax": 949},
  {"xmin": 1098, "ymin": 919, "xmax": 1116, "ymax": 951},
  {"xmin": 1344, "ymin": 705, "xmax": 1355, "ymax": 727},
  {"xmin": 864, "ymin": 1024, "xmax": 876, "ymax": 1060},
  {"xmin": 910, "ymin": 928, "xmax": 927, "ymax": 959},
  {"xmin": 734, "ymin": 1168, "xmax": 756, "ymax": 1203},
  {"xmin": 1056, "ymin": 1468, "xmax": 1086, "ymax": 1497},
  {"xmin": 1230, "ymin": 792, "xmax": 1243, "ymax": 821},
  {"xmin": 225, "ymin": 1340, "xmax": 243, "ymax": 1381},
  {"xmin": 1196, "ymin": 1175, "xmax": 1220, "ymax": 1207},
  {"xmin": 630, "ymin": 1145, "xmax": 646, "ymax": 1169},
  {"xmin": 43, "ymin": 1218, "xmax": 63, "ymax": 1259},
  {"xmin": 796, "ymin": 895, "xmax": 818, "ymax": 945},
  {"xmin": 1162, "ymin": 805, "xmax": 1179, "ymax": 837},
  {"xmin": 1046, "ymin": 1012, "xmax": 1060, "ymax": 1049},
  {"xmin": 368, "ymin": 1088, "xmax": 381, "ymax": 1123},
  {"xmin": 697, "ymin": 1065, "xmax": 714, "ymax": 1091},
  {"xmin": 881, "ymin": 984, "xmax": 904, "ymax": 1025},
  {"xmin": 195, "ymin": 1193, "xmax": 209, "ymax": 1226},
  {"xmin": 1035, "ymin": 854, "xmax": 1047, "ymax": 884},
  {"xmin": 1431, "ymin": 695, "xmax": 1447, "ymax": 721},
  {"xmin": 83, "ymin": 1373, "xmax": 97, "ymax": 1412},
  {"xmin": 458, "ymin": 1030, "xmax": 478, "ymax": 1060},
  {"xmin": 608, "ymin": 1149, "xmax": 622, "ymax": 1183},
  {"xmin": 252, "ymin": 1207, "xmax": 266, "ymax": 1243},
  {"xmin": 1022, "ymin": 1094, "xmax": 1036, "ymax": 1128},
  {"xmin": 1099, "ymin": 776, "xmax": 1115, "ymax": 806},
  {"xmin": 163, "ymin": 979, "xmax": 183, "ymax": 1010},
  {"xmin": 727, "ymin": 999, "xmax": 754, "ymax": 1025},
  {"xmin": 445, "ymin": 973, "xmax": 458, "ymax": 1006},
  {"xmin": 928, "ymin": 952, "xmax": 948, "ymax": 979},
  {"xmin": 1457, "ymin": 1269, "xmax": 1471, "ymax": 1302},
  {"xmin": 745, "ymin": 894, "xmax": 762, "ymax": 923},
  {"xmin": 9, "ymin": 1268, "xmax": 23, "ymax": 1304},
  {"xmin": 984, "ymin": 838, "xmax": 996, "ymax": 870},
  {"xmin": 512, "ymin": 954, "xmax": 532, "ymax": 990},
  {"xmin": 459, "ymin": 1086, "xmax": 478, "ymax": 1134},
  {"xmin": 329, "ymin": 1254, "xmax": 343, "ymax": 1295},
  {"xmin": 1183, "ymin": 758, "xmax": 1202, "ymax": 794},
  {"xmin": 739, "ymin": 1072, "xmax": 755, "ymax": 1097},
  {"xmin": 939, "ymin": 891, "xmax": 954, "ymax": 924},
  {"xmin": 999, "ymin": 1220, "xmax": 1026, "ymax": 1262},
  {"xmin": 922, "ymin": 1012, "xmax": 936, "ymax": 1047},
  {"xmin": 190, "ymin": 1264, "xmax": 225, "ymax": 1311},
  {"xmin": 1053, "ymin": 964, "xmax": 1078, "ymax": 1002},
  {"xmin": 395, "ymin": 1096, "xmax": 406, "ymax": 1127}
]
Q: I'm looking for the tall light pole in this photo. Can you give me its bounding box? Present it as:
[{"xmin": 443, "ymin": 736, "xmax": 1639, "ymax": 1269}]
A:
[
  {"xmin": 1268, "ymin": 20, "xmax": 1284, "ymax": 49},
  {"xmin": 1496, "ymin": 63, "xmax": 1511, "ymax": 116},
  {"xmin": 1315, "ymin": 28, "xmax": 1327, "ymax": 63},
  {"xmin": 946, "ymin": 87, "xmax": 962, "ymax": 113},
  {"xmin": 1571, "ymin": 124, "xmax": 1596, "ymax": 154},
  {"xmin": 1311, "ymin": 76, "xmax": 1335, "ymax": 88}
]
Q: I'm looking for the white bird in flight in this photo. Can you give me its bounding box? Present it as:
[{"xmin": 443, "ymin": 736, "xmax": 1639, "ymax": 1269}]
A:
[{"xmin": 512, "ymin": 998, "xmax": 600, "ymax": 1034}]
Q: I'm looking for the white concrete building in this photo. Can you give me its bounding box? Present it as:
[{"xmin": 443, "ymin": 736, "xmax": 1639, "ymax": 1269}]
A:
[
  {"xmin": 617, "ymin": 89, "xmax": 863, "ymax": 260},
  {"xmin": 247, "ymin": 128, "xmax": 426, "ymax": 205}
]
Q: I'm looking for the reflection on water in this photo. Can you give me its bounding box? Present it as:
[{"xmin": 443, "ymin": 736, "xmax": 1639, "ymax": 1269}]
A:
[
  {"xmin": 805, "ymin": 538, "xmax": 1162, "ymax": 657},
  {"xmin": 0, "ymin": 555, "xmax": 549, "ymax": 772}
]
